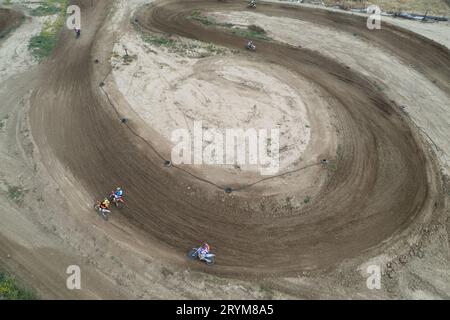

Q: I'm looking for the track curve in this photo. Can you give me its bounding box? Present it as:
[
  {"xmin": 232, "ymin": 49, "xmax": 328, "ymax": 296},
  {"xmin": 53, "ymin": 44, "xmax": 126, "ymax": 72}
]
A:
[{"xmin": 30, "ymin": 0, "xmax": 448, "ymax": 277}]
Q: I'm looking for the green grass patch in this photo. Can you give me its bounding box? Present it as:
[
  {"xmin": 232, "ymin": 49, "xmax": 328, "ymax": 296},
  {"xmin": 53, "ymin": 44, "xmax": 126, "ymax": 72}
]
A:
[
  {"xmin": 142, "ymin": 35, "xmax": 176, "ymax": 47},
  {"xmin": 7, "ymin": 185, "xmax": 25, "ymax": 203},
  {"xmin": 231, "ymin": 25, "xmax": 271, "ymax": 41},
  {"xmin": 28, "ymin": 31, "xmax": 58, "ymax": 61},
  {"xmin": 259, "ymin": 283, "xmax": 274, "ymax": 298},
  {"xmin": 132, "ymin": 20, "xmax": 176, "ymax": 48},
  {"xmin": 31, "ymin": 3, "xmax": 61, "ymax": 17},
  {"xmin": 28, "ymin": 0, "xmax": 69, "ymax": 61},
  {"xmin": 132, "ymin": 16, "xmax": 231, "ymax": 58},
  {"xmin": 0, "ymin": 115, "xmax": 8, "ymax": 131},
  {"xmin": 189, "ymin": 10, "xmax": 217, "ymax": 25},
  {"xmin": 326, "ymin": 145, "xmax": 342, "ymax": 173},
  {"xmin": 141, "ymin": 34, "xmax": 227, "ymax": 56},
  {"xmin": 0, "ymin": 272, "xmax": 35, "ymax": 300},
  {"xmin": 188, "ymin": 10, "xmax": 233, "ymax": 27},
  {"xmin": 187, "ymin": 11, "xmax": 271, "ymax": 41},
  {"xmin": 328, "ymin": 163, "xmax": 337, "ymax": 172}
]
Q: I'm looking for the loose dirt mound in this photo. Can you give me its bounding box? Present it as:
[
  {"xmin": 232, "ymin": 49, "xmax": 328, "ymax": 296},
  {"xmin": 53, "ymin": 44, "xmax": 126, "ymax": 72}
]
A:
[
  {"xmin": 29, "ymin": 0, "xmax": 448, "ymax": 277},
  {"xmin": 0, "ymin": 8, "xmax": 23, "ymax": 38}
]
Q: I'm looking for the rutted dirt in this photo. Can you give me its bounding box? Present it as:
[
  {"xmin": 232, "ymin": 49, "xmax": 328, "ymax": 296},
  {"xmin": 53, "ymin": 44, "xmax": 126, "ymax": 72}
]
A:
[
  {"xmin": 206, "ymin": 9, "xmax": 450, "ymax": 177},
  {"xmin": 27, "ymin": 0, "xmax": 448, "ymax": 278}
]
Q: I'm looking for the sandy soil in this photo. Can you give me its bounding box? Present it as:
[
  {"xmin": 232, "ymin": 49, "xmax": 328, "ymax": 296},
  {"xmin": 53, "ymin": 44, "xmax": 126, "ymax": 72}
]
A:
[
  {"xmin": 0, "ymin": 0, "xmax": 449, "ymax": 300},
  {"xmin": 112, "ymin": 40, "xmax": 313, "ymax": 171},
  {"xmin": 0, "ymin": 5, "xmax": 58, "ymax": 83},
  {"xmin": 277, "ymin": 0, "xmax": 450, "ymax": 49},
  {"xmin": 110, "ymin": 33, "xmax": 338, "ymax": 197},
  {"xmin": 321, "ymin": 0, "xmax": 450, "ymax": 16}
]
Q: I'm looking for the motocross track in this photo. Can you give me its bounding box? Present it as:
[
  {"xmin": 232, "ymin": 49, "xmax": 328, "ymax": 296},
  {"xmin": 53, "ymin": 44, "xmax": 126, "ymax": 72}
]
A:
[{"xmin": 29, "ymin": 0, "xmax": 448, "ymax": 277}]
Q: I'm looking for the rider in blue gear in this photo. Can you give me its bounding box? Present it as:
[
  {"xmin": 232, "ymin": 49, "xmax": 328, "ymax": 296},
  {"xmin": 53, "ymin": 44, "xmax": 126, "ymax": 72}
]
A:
[{"xmin": 114, "ymin": 187, "xmax": 123, "ymax": 200}]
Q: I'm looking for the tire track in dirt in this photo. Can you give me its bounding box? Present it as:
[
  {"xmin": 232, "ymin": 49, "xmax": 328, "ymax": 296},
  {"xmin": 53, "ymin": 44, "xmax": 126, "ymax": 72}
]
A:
[{"xmin": 29, "ymin": 0, "xmax": 447, "ymax": 277}]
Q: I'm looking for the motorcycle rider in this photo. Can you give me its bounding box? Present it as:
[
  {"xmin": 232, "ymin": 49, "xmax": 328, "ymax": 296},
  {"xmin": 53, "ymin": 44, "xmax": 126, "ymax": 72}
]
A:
[
  {"xmin": 74, "ymin": 27, "xmax": 81, "ymax": 38},
  {"xmin": 248, "ymin": 0, "xmax": 256, "ymax": 8},
  {"xmin": 100, "ymin": 198, "xmax": 111, "ymax": 212},
  {"xmin": 113, "ymin": 187, "xmax": 124, "ymax": 201},
  {"xmin": 246, "ymin": 40, "xmax": 255, "ymax": 50},
  {"xmin": 198, "ymin": 242, "xmax": 211, "ymax": 260}
]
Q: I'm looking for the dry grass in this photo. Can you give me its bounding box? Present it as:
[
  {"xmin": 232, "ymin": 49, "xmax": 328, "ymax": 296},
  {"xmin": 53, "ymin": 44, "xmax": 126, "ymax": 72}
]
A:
[{"xmin": 322, "ymin": 0, "xmax": 450, "ymax": 16}]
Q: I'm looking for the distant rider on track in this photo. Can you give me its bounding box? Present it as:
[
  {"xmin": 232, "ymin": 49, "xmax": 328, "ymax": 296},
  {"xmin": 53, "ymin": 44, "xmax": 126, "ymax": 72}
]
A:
[
  {"xmin": 246, "ymin": 40, "xmax": 256, "ymax": 50},
  {"xmin": 74, "ymin": 27, "xmax": 81, "ymax": 38}
]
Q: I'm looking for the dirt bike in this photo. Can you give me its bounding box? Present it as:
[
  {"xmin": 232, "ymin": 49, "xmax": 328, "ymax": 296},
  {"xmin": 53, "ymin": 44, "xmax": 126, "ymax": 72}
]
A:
[
  {"xmin": 245, "ymin": 42, "xmax": 256, "ymax": 51},
  {"xmin": 188, "ymin": 246, "xmax": 216, "ymax": 266},
  {"xmin": 109, "ymin": 192, "xmax": 125, "ymax": 209},
  {"xmin": 247, "ymin": 2, "xmax": 256, "ymax": 9},
  {"xmin": 94, "ymin": 201, "xmax": 110, "ymax": 221}
]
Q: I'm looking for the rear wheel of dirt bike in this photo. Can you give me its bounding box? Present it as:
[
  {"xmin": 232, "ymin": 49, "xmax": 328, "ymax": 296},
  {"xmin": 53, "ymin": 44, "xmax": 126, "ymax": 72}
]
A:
[
  {"xmin": 117, "ymin": 201, "xmax": 125, "ymax": 209},
  {"xmin": 206, "ymin": 256, "xmax": 215, "ymax": 266},
  {"xmin": 94, "ymin": 203, "xmax": 109, "ymax": 221},
  {"xmin": 188, "ymin": 249, "xmax": 198, "ymax": 260}
]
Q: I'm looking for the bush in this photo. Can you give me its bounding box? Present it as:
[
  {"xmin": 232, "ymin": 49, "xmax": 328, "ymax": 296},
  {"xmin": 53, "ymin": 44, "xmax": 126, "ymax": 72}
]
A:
[
  {"xmin": 248, "ymin": 24, "xmax": 266, "ymax": 34},
  {"xmin": 28, "ymin": 1, "xmax": 68, "ymax": 61},
  {"xmin": 29, "ymin": 32, "xmax": 58, "ymax": 61},
  {"xmin": 31, "ymin": 4, "xmax": 61, "ymax": 17},
  {"xmin": 0, "ymin": 273, "xmax": 35, "ymax": 300}
]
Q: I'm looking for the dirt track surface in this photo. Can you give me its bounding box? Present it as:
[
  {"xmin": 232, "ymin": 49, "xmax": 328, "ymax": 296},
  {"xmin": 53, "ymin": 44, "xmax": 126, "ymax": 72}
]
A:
[{"xmin": 29, "ymin": 0, "xmax": 448, "ymax": 277}]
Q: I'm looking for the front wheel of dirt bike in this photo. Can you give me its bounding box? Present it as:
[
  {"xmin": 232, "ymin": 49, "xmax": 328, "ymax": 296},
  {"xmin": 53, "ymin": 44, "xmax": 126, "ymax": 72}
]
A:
[
  {"xmin": 188, "ymin": 249, "xmax": 198, "ymax": 260},
  {"xmin": 116, "ymin": 201, "xmax": 125, "ymax": 209},
  {"xmin": 94, "ymin": 203, "xmax": 100, "ymax": 211},
  {"xmin": 206, "ymin": 256, "xmax": 215, "ymax": 266}
]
